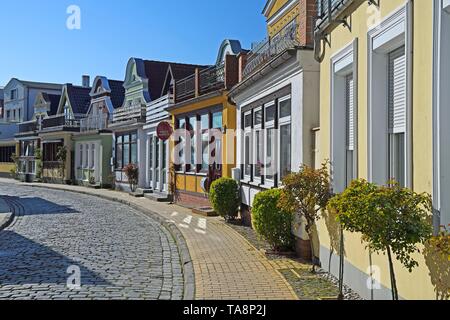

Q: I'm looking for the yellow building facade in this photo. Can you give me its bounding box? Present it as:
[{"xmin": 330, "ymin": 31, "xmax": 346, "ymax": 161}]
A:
[
  {"xmin": 167, "ymin": 40, "xmax": 242, "ymax": 208},
  {"xmin": 315, "ymin": 0, "xmax": 444, "ymax": 300}
]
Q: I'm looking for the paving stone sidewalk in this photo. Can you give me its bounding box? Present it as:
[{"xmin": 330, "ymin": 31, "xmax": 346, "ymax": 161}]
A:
[{"xmin": 0, "ymin": 178, "xmax": 297, "ymax": 300}]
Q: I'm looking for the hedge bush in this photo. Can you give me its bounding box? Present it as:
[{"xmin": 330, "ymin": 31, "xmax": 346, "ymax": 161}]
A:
[
  {"xmin": 209, "ymin": 177, "xmax": 240, "ymax": 221},
  {"xmin": 252, "ymin": 189, "xmax": 294, "ymax": 251}
]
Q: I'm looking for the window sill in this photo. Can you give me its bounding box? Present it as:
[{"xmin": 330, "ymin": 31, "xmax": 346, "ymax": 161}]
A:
[{"xmin": 260, "ymin": 183, "xmax": 275, "ymax": 190}]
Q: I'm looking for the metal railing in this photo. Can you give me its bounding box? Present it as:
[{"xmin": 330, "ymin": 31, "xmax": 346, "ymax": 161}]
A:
[
  {"xmin": 41, "ymin": 114, "xmax": 81, "ymax": 129},
  {"xmin": 18, "ymin": 120, "xmax": 37, "ymax": 133},
  {"xmin": 199, "ymin": 64, "xmax": 225, "ymax": 93},
  {"xmin": 80, "ymin": 114, "xmax": 108, "ymax": 132},
  {"xmin": 243, "ymin": 18, "xmax": 300, "ymax": 79},
  {"xmin": 315, "ymin": 0, "xmax": 359, "ymax": 31},
  {"xmin": 175, "ymin": 74, "xmax": 196, "ymax": 102},
  {"xmin": 175, "ymin": 64, "xmax": 227, "ymax": 102}
]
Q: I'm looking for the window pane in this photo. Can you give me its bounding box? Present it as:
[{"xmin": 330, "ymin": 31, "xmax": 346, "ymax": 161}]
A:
[
  {"xmin": 280, "ymin": 124, "xmax": 291, "ymax": 179},
  {"xmin": 244, "ymin": 114, "xmax": 252, "ymax": 128},
  {"xmin": 266, "ymin": 129, "xmax": 275, "ymax": 181},
  {"xmin": 213, "ymin": 112, "xmax": 222, "ymax": 129},
  {"xmin": 202, "ymin": 131, "xmax": 209, "ymax": 171},
  {"xmin": 245, "ymin": 134, "xmax": 251, "ymax": 176},
  {"xmin": 255, "ymin": 131, "xmax": 262, "ymax": 178},
  {"xmin": 201, "ymin": 114, "xmax": 209, "ymax": 130},
  {"xmin": 254, "ymin": 110, "xmax": 263, "ymax": 126},
  {"xmin": 123, "ymin": 143, "xmax": 130, "ymax": 166},
  {"xmin": 124, "ymin": 135, "xmax": 130, "ymax": 143},
  {"xmin": 266, "ymin": 104, "xmax": 275, "ymax": 123},
  {"xmin": 149, "ymin": 136, "xmax": 153, "ymax": 168},
  {"xmin": 131, "ymin": 142, "xmax": 137, "ymax": 164},
  {"xmin": 279, "ymin": 98, "xmax": 291, "ymax": 118}
]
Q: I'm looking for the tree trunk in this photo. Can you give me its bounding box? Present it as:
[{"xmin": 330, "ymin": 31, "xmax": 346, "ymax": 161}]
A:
[{"xmin": 386, "ymin": 246, "xmax": 399, "ymax": 300}]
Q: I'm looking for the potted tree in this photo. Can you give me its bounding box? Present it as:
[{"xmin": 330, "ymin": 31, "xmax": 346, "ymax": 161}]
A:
[{"xmin": 329, "ymin": 180, "xmax": 433, "ymax": 300}]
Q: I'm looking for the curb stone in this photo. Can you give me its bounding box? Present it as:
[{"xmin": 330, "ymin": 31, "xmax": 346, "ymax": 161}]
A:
[{"xmin": 27, "ymin": 184, "xmax": 195, "ymax": 300}]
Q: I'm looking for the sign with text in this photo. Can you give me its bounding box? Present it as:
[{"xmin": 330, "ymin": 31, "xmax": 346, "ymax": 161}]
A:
[{"xmin": 157, "ymin": 121, "xmax": 174, "ymax": 141}]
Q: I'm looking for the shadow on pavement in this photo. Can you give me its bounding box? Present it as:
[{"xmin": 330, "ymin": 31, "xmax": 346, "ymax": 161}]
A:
[{"xmin": 0, "ymin": 230, "xmax": 111, "ymax": 287}]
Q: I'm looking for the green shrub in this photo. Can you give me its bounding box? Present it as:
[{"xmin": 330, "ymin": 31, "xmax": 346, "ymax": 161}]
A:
[
  {"xmin": 209, "ymin": 177, "xmax": 240, "ymax": 221},
  {"xmin": 252, "ymin": 189, "xmax": 294, "ymax": 251}
]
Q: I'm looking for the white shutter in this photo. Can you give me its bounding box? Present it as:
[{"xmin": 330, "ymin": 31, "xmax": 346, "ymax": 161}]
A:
[
  {"xmin": 388, "ymin": 46, "xmax": 407, "ymax": 134},
  {"xmin": 346, "ymin": 74, "xmax": 355, "ymax": 151}
]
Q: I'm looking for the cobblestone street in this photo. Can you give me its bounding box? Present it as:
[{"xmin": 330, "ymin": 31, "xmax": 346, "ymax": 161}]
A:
[{"xmin": 0, "ymin": 183, "xmax": 184, "ymax": 300}]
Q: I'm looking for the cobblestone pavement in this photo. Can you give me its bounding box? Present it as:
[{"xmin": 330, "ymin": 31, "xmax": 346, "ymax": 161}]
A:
[
  {"xmin": 0, "ymin": 183, "xmax": 183, "ymax": 300},
  {"xmin": 0, "ymin": 179, "xmax": 298, "ymax": 300}
]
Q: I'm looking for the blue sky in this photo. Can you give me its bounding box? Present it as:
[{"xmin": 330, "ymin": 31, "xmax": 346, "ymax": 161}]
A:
[{"xmin": 0, "ymin": 0, "xmax": 267, "ymax": 86}]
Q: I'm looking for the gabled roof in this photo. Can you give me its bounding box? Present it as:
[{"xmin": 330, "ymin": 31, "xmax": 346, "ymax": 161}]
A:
[
  {"xmin": 64, "ymin": 84, "xmax": 92, "ymax": 115},
  {"xmin": 143, "ymin": 60, "xmax": 172, "ymax": 101},
  {"xmin": 5, "ymin": 78, "xmax": 62, "ymax": 91}
]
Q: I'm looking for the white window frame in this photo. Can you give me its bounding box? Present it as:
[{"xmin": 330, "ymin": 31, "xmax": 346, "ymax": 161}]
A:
[
  {"xmin": 264, "ymin": 102, "xmax": 276, "ymax": 187},
  {"xmin": 330, "ymin": 39, "xmax": 358, "ymax": 193},
  {"xmin": 368, "ymin": 3, "xmax": 412, "ymax": 188},
  {"xmin": 253, "ymin": 107, "xmax": 263, "ymax": 183},
  {"xmin": 243, "ymin": 110, "xmax": 253, "ymax": 181},
  {"xmin": 278, "ymin": 95, "xmax": 292, "ymax": 181}
]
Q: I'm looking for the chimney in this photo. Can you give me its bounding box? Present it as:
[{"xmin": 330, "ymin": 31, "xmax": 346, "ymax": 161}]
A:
[
  {"xmin": 238, "ymin": 52, "xmax": 248, "ymax": 83},
  {"xmin": 298, "ymin": 0, "xmax": 317, "ymax": 47},
  {"xmin": 82, "ymin": 75, "xmax": 90, "ymax": 88}
]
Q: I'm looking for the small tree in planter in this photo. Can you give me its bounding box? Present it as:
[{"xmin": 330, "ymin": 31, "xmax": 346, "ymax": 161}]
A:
[
  {"xmin": 209, "ymin": 177, "xmax": 240, "ymax": 222},
  {"xmin": 328, "ymin": 179, "xmax": 433, "ymax": 300},
  {"xmin": 56, "ymin": 146, "xmax": 67, "ymax": 182},
  {"xmin": 123, "ymin": 163, "xmax": 139, "ymax": 192},
  {"xmin": 278, "ymin": 162, "xmax": 333, "ymax": 271},
  {"xmin": 252, "ymin": 189, "xmax": 295, "ymax": 252}
]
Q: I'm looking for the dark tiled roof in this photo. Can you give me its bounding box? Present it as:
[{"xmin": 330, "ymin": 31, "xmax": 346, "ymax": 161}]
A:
[
  {"xmin": 46, "ymin": 94, "xmax": 62, "ymax": 116},
  {"xmin": 143, "ymin": 60, "xmax": 172, "ymax": 101},
  {"xmin": 66, "ymin": 85, "xmax": 92, "ymax": 115},
  {"xmin": 169, "ymin": 63, "xmax": 209, "ymax": 81},
  {"xmin": 108, "ymin": 80, "xmax": 125, "ymax": 109}
]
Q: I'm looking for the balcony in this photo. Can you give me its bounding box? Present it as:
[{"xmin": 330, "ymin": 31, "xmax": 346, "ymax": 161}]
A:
[
  {"xmin": 174, "ymin": 62, "xmax": 234, "ymax": 103},
  {"xmin": 80, "ymin": 114, "xmax": 109, "ymax": 132},
  {"xmin": 242, "ymin": 18, "xmax": 300, "ymax": 80},
  {"xmin": 112, "ymin": 103, "xmax": 146, "ymax": 123},
  {"xmin": 315, "ymin": 0, "xmax": 365, "ymax": 34},
  {"xmin": 41, "ymin": 114, "xmax": 82, "ymax": 131},
  {"xmin": 18, "ymin": 120, "xmax": 37, "ymax": 134}
]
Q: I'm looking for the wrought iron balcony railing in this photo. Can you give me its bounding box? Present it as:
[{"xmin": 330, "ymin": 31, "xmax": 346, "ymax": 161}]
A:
[
  {"xmin": 80, "ymin": 114, "xmax": 109, "ymax": 132},
  {"xmin": 315, "ymin": 0, "xmax": 364, "ymax": 32},
  {"xmin": 243, "ymin": 18, "xmax": 300, "ymax": 79}
]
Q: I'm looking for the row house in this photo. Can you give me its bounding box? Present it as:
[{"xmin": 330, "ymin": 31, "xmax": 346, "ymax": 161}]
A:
[
  {"xmin": 73, "ymin": 77, "xmax": 125, "ymax": 187},
  {"xmin": 314, "ymin": 0, "xmax": 445, "ymax": 300},
  {"xmin": 167, "ymin": 39, "xmax": 243, "ymax": 208},
  {"xmin": 16, "ymin": 79, "xmax": 91, "ymax": 184},
  {"xmin": 110, "ymin": 58, "xmax": 176, "ymax": 190},
  {"xmin": 143, "ymin": 62, "xmax": 205, "ymax": 200},
  {"xmin": 0, "ymin": 79, "xmax": 61, "ymax": 177},
  {"xmin": 229, "ymin": 0, "xmax": 320, "ymax": 257}
]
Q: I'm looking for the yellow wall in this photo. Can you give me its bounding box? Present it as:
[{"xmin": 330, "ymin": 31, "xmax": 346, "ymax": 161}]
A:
[
  {"xmin": 266, "ymin": 0, "xmax": 290, "ymax": 19},
  {"xmin": 0, "ymin": 142, "xmax": 19, "ymax": 176},
  {"xmin": 268, "ymin": 4, "xmax": 300, "ymax": 38},
  {"xmin": 169, "ymin": 92, "xmax": 237, "ymax": 195},
  {"xmin": 317, "ymin": 1, "xmax": 438, "ymax": 300}
]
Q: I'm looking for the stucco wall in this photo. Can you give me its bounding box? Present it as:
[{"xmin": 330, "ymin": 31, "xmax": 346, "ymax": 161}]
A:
[{"xmin": 317, "ymin": 0, "xmax": 438, "ymax": 300}]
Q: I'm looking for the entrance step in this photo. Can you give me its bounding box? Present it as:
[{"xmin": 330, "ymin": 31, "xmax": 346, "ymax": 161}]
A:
[
  {"xmin": 129, "ymin": 191, "xmax": 145, "ymax": 198},
  {"xmin": 144, "ymin": 191, "xmax": 172, "ymax": 203},
  {"xmin": 192, "ymin": 207, "xmax": 218, "ymax": 217},
  {"xmin": 136, "ymin": 188, "xmax": 153, "ymax": 194}
]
